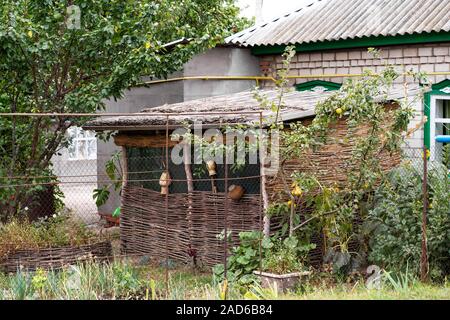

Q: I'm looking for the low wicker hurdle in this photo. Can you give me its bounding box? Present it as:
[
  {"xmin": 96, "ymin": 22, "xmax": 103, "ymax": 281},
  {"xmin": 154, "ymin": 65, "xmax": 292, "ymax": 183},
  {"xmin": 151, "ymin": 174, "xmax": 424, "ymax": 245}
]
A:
[{"xmin": 0, "ymin": 241, "xmax": 113, "ymax": 273}]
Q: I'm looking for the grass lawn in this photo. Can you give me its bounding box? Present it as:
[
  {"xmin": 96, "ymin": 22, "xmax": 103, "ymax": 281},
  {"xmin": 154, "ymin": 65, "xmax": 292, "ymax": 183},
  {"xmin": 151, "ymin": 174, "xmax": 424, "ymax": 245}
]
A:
[{"xmin": 292, "ymin": 283, "xmax": 450, "ymax": 300}]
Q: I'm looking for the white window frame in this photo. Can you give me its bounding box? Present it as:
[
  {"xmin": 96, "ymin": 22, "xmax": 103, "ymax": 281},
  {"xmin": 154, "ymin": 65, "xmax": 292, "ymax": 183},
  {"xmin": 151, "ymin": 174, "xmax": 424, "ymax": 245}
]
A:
[
  {"xmin": 429, "ymin": 95, "xmax": 450, "ymax": 162},
  {"xmin": 67, "ymin": 127, "xmax": 97, "ymax": 161}
]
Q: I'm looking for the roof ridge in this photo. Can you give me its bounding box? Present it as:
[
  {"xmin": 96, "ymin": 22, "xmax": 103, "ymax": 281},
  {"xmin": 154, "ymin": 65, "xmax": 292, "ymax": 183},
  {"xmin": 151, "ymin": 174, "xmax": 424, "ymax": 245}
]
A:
[
  {"xmin": 226, "ymin": 0, "xmax": 324, "ymax": 42},
  {"xmin": 264, "ymin": 0, "xmax": 321, "ymax": 24}
]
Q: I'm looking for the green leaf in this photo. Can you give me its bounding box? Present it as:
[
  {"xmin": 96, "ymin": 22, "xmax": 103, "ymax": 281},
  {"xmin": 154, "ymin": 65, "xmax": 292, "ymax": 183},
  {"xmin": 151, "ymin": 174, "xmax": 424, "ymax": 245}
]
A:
[
  {"xmin": 93, "ymin": 187, "xmax": 110, "ymax": 207},
  {"xmin": 283, "ymin": 236, "xmax": 298, "ymax": 250},
  {"xmin": 261, "ymin": 237, "xmax": 274, "ymax": 249},
  {"xmin": 236, "ymin": 255, "xmax": 249, "ymax": 265},
  {"xmin": 112, "ymin": 207, "xmax": 121, "ymax": 218}
]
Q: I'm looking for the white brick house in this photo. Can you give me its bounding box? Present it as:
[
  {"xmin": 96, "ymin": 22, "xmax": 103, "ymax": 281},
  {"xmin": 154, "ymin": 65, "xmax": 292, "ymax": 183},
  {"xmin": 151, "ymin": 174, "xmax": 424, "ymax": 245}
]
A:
[{"xmin": 226, "ymin": 0, "xmax": 450, "ymax": 160}]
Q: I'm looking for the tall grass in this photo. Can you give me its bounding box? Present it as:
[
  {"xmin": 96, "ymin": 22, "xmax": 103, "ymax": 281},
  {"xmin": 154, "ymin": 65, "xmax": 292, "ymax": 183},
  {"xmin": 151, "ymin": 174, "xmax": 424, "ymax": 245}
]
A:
[
  {"xmin": 382, "ymin": 265, "xmax": 416, "ymax": 293},
  {"xmin": 0, "ymin": 261, "xmax": 448, "ymax": 300},
  {"xmin": 0, "ymin": 261, "xmax": 147, "ymax": 300}
]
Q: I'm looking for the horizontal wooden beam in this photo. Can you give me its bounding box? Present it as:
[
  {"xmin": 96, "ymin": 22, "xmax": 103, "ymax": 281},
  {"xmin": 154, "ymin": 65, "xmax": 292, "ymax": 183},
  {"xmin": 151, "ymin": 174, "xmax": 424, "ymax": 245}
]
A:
[{"xmin": 114, "ymin": 134, "xmax": 178, "ymax": 148}]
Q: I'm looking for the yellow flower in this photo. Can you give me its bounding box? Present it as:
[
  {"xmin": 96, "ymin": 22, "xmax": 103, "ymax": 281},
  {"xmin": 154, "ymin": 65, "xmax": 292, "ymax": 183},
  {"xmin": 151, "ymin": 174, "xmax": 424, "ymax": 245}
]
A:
[
  {"xmin": 145, "ymin": 41, "xmax": 151, "ymax": 49},
  {"xmin": 291, "ymin": 186, "xmax": 303, "ymax": 197},
  {"xmin": 421, "ymin": 149, "xmax": 431, "ymax": 159},
  {"xmin": 27, "ymin": 30, "xmax": 33, "ymax": 38},
  {"xmin": 31, "ymin": 268, "xmax": 47, "ymax": 290},
  {"xmin": 335, "ymin": 108, "xmax": 343, "ymax": 115},
  {"xmin": 287, "ymin": 200, "xmax": 297, "ymax": 208}
]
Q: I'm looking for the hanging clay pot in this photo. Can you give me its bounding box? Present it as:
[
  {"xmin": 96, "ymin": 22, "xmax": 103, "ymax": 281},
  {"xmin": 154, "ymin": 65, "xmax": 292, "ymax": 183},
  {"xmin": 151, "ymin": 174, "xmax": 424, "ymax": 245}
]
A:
[
  {"xmin": 206, "ymin": 160, "xmax": 217, "ymax": 176},
  {"xmin": 159, "ymin": 171, "xmax": 172, "ymax": 195},
  {"xmin": 228, "ymin": 185, "xmax": 245, "ymax": 201}
]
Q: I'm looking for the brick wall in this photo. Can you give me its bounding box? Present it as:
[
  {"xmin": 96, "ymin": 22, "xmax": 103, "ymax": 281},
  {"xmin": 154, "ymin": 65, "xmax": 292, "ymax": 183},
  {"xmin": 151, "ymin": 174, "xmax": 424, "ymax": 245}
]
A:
[{"xmin": 259, "ymin": 42, "xmax": 450, "ymax": 151}]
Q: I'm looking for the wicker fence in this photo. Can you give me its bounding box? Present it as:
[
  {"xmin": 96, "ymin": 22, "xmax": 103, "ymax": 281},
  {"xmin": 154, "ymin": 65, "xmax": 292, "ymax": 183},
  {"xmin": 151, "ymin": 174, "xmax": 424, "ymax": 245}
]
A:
[
  {"xmin": 120, "ymin": 186, "xmax": 261, "ymax": 267},
  {"xmin": 0, "ymin": 241, "xmax": 112, "ymax": 273}
]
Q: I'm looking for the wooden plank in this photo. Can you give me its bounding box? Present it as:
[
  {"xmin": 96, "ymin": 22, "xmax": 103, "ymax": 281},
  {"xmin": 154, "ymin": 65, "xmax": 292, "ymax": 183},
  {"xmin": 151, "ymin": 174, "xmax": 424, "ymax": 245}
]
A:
[{"xmin": 114, "ymin": 134, "xmax": 178, "ymax": 148}]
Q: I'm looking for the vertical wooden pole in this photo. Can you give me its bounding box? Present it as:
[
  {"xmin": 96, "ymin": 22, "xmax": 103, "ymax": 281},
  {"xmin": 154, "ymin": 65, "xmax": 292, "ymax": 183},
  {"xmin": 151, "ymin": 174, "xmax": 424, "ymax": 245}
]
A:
[
  {"xmin": 258, "ymin": 112, "xmax": 264, "ymax": 273},
  {"xmin": 119, "ymin": 146, "xmax": 128, "ymax": 252},
  {"xmin": 121, "ymin": 146, "xmax": 128, "ymax": 189},
  {"xmin": 223, "ymin": 147, "xmax": 229, "ymax": 300},
  {"xmin": 223, "ymin": 138, "xmax": 228, "ymax": 300},
  {"xmin": 421, "ymin": 145, "xmax": 429, "ymax": 282},
  {"xmin": 183, "ymin": 141, "xmax": 195, "ymax": 266},
  {"xmin": 165, "ymin": 116, "xmax": 170, "ymax": 296},
  {"xmin": 260, "ymin": 120, "xmax": 270, "ymax": 238},
  {"xmin": 183, "ymin": 142, "xmax": 194, "ymax": 193}
]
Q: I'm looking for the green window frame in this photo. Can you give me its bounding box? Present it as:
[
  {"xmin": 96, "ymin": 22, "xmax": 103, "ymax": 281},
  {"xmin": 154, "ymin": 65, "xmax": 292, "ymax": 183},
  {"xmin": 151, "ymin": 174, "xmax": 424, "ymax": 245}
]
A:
[
  {"xmin": 295, "ymin": 80, "xmax": 342, "ymax": 93},
  {"xmin": 424, "ymin": 79, "xmax": 450, "ymax": 150}
]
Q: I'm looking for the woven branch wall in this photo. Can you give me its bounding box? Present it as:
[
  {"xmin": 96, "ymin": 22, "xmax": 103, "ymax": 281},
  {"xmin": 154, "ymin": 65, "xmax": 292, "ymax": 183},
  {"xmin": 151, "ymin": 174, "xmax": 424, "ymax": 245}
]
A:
[
  {"xmin": 120, "ymin": 186, "xmax": 261, "ymax": 267},
  {"xmin": 266, "ymin": 118, "xmax": 402, "ymax": 202},
  {"xmin": 0, "ymin": 241, "xmax": 112, "ymax": 273}
]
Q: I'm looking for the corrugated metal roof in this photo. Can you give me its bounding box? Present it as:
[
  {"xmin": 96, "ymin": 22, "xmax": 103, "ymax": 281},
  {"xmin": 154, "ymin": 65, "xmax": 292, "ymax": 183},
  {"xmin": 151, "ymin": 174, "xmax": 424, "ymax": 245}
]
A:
[
  {"xmin": 226, "ymin": 0, "xmax": 450, "ymax": 47},
  {"xmin": 84, "ymin": 85, "xmax": 422, "ymax": 130}
]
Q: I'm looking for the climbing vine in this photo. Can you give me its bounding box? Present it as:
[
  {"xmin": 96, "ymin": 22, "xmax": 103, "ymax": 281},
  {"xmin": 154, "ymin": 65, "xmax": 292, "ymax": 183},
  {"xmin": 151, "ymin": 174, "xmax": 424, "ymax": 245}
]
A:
[{"xmin": 258, "ymin": 47, "xmax": 429, "ymax": 273}]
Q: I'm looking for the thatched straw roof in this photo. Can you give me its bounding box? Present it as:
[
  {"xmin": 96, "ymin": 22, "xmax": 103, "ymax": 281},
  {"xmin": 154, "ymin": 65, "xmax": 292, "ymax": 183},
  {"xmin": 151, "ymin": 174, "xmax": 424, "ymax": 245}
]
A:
[{"xmin": 84, "ymin": 86, "xmax": 423, "ymax": 131}]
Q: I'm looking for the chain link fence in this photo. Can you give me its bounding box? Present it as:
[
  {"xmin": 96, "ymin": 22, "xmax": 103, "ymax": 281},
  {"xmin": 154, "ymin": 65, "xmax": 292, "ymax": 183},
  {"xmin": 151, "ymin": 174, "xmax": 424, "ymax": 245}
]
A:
[
  {"xmin": 0, "ymin": 111, "xmax": 448, "ymax": 283},
  {"xmin": 52, "ymin": 158, "xmax": 99, "ymax": 225}
]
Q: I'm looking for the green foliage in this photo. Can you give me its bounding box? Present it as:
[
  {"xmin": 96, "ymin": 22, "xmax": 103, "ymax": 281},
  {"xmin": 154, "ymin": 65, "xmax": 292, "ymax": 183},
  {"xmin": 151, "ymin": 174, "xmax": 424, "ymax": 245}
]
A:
[
  {"xmin": 213, "ymin": 231, "xmax": 262, "ymax": 286},
  {"xmin": 443, "ymin": 144, "xmax": 450, "ymax": 169},
  {"xmin": 172, "ymin": 124, "xmax": 261, "ymax": 178},
  {"xmin": 111, "ymin": 262, "xmax": 142, "ymax": 294},
  {"xmin": 0, "ymin": 261, "xmax": 151, "ymax": 300},
  {"xmin": 93, "ymin": 187, "xmax": 110, "ymax": 208},
  {"xmin": 0, "ymin": 260, "xmax": 448, "ymax": 300},
  {"xmin": 266, "ymin": 202, "xmax": 289, "ymax": 218},
  {"xmin": 213, "ymin": 231, "xmax": 315, "ymax": 286},
  {"xmin": 252, "ymin": 45, "xmax": 296, "ymax": 127},
  {"xmin": 93, "ymin": 151, "xmax": 122, "ymax": 207},
  {"xmin": 257, "ymin": 48, "xmax": 429, "ymax": 280},
  {"xmin": 382, "ymin": 266, "xmax": 416, "ymax": 293},
  {"xmin": 243, "ymin": 283, "xmax": 280, "ymax": 300},
  {"xmin": 5, "ymin": 269, "xmax": 34, "ymax": 300},
  {"xmin": 283, "ymin": 64, "xmax": 415, "ymax": 163},
  {"xmin": 368, "ymin": 163, "xmax": 450, "ymax": 280},
  {"xmin": 274, "ymin": 50, "xmax": 423, "ymax": 270},
  {"xmin": 261, "ymin": 237, "xmax": 315, "ymax": 274},
  {"xmin": 0, "ymin": 0, "xmax": 248, "ymax": 219}
]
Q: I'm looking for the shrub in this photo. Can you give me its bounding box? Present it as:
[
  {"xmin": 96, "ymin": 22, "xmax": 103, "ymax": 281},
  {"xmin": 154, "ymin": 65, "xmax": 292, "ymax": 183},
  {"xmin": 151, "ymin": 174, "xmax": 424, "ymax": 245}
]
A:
[
  {"xmin": 213, "ymin": 231, "xmax": 314, "ymax": 286},
  {"xmin": 261, "ymin": 237, "xmax": 314, "ymax": 274},
  {"xmin": 213, "ymin": 231, "xmax": 262, "ymax": 286},
  {"xmin": 367, "ymin": 163, "xmax": 450, "ymax": 280}
]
